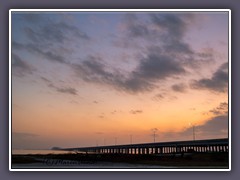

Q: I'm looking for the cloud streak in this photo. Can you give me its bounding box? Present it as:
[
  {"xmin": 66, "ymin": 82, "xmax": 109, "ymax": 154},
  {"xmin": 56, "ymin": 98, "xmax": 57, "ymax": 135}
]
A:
[
  {"xmin": 26, "ymin": 43, "xmax": 67, "ymax": 64},
  {"xmin": 134, "ymin": 53, "xmax": 186, "ymax": 80},
  {"xmin": 130, "ymin": 110, "xmax": 143, "ymax": 114},
  {"xmin": 209, "ymin": 102, "xmax": 228, "ymax": 115},
  {"xmin": 117, "ymin": 13, "xmax": 195, "ymax": 57},
  {"xmin": 24, "ymin": 19, "xmax": 89, "ymax": 44},
  {"xmin": 41, "ymin": 77, "xmax": 78, "ymax": 95},
  {"xmin": 12, "ymin": 53, "xmax": 34, "ymax": 76},
  {"xmin": 13, "ymin": 14, "xmax": 90, "ymax": 66},
  {"xmin": 72, "ymin": 51, "xmax": 186, "ymax": 93},
  {"xmin": 190, "ymin": 62, "xmax": 228, "ymax": 93},
  {"xmin": 152, "ymin": 93, "xmax": 164, "ymax": 101},
  {"xmin": 124, "ymin": 14, "xmax": 151, "ymax": 38},
  {"xmin": 150, "ymin": 13, "xmax": 194, "ymax": 54},
  {"xmin": 56, "ymin": 87, "xmax": 78, "ymax": 95},
  {"xmin": 12, "ymin": 40, "xmax": 68, "ymax": 64},
  {"xmin": 171, "ymin": 83, "xmax": 187, "ymax": 92}
]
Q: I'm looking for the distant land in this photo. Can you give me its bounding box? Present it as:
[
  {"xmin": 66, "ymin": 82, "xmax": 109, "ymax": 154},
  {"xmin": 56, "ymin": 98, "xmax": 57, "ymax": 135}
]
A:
[{"xmin": 51, "ymin": 147, "xmax": 61, "ymax": 150}]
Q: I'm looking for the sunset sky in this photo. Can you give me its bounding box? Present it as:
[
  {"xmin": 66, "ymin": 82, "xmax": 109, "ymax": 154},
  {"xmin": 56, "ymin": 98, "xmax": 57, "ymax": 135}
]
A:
[{"xmin": 11, "ymin": 11, "xmax": 229, "ymax": 150}]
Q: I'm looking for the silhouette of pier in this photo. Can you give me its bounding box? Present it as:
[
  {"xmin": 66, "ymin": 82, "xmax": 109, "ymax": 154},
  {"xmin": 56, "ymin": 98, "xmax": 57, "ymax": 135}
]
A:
[{"xmin": 62, "ymin": 138, "xmax": 228, "ymax": 155}]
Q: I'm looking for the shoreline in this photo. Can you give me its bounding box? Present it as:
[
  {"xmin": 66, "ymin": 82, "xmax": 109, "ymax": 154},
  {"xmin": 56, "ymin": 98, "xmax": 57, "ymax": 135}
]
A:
[{"xmin": 11, "ymin": 152, "xmax": 229, "ymax": 169}]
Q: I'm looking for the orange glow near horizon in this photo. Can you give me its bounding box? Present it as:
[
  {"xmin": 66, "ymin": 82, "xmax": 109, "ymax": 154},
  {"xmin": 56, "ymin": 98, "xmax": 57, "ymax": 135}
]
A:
[{"xmin": 12, "ymin": 82, "xmax": 228, "ymax": 148}]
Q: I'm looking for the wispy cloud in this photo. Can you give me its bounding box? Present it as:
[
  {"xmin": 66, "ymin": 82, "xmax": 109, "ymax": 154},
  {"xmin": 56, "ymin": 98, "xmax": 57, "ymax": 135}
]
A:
[
  {"xmin": 116, "ymin": 13, "xmax": 217, "ymax": 75},
  {"xmin": 190, "ymin": 62, "xmax": 228, "ymax": 93},
  {"xmin": 24, "ymin": 19, "xmax": 89, "ymax": 44},
  {"xmin": 209, "ymin": 102, "xmax": 228, "ymax": 115},
  {"xmin": 27, "ymin": 43, "xmax": 68, "ymax": 64},
  {"xmin": 72, "ymin": 50, "xmax": 186, "ymax": 94},
  {"xmin": 121, "ymin": 13, "xmax": 194, "ymax": 48},
  {"xmin": 41, "ymin": 76, "xmax": 78, "ymax": 95},
  {"xmin": 13, "ymin": 13, "xmax": 90, "ymax": 66},
  {"xmin": 56, "ymin": 87, "xmax": 77, "ymax": 95},
  {"xmin": 124, "ymin": 14, "xmax": 151, "ymax": 38},
  {"xmin": 40, "ymin": 76, "xmax": 52, "ymax": 83},
  {"xmin": 151, "ymin": 13, "xmax": 187, "ymax": 38},
  {"xmin": 70, "ymin": 14, "xmax": 215, "ymax": 95},
  {"xmin": 12, "ymin": 53, "xmax": 34, "ymax": 76},
  {"xmin": 134, "ymin": 53, "xmax": 186, "ymax": 81},
  {"xmin": 130, "ymin": 110, "xmax": 143, "ymax": 114},
  {"xmin": 152, "ymin": 93, "xmax": 165, "ymax": 101},
  {"xmin": 120, "ymin": 13, "xmax": 194, "ymax": 54},
  {"xmin": 171, "ymin": 83, "xmax": 187, "ymax": 92},
  {"xmin": 12, "ymin": 41, "xmax": 68, "ymax": 64}
]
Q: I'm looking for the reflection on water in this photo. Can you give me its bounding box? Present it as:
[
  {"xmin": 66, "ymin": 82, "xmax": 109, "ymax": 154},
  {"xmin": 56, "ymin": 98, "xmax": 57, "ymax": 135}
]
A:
[{"xmin": 12, "ymin": 149, "xmax": 76, "ymax": 155}]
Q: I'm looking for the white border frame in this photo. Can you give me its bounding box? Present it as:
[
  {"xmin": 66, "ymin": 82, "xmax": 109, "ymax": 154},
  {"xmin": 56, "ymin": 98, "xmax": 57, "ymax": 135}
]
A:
[{"xmin": 9, "ymin": 9, "xmax": 231, "ymax": 172}]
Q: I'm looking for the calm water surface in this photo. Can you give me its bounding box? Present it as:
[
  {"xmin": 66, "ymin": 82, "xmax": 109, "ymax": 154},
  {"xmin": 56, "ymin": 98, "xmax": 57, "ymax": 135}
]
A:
[{"xmin": 12, "ymin": 149, "xmax": 75, "ymax": 155}]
